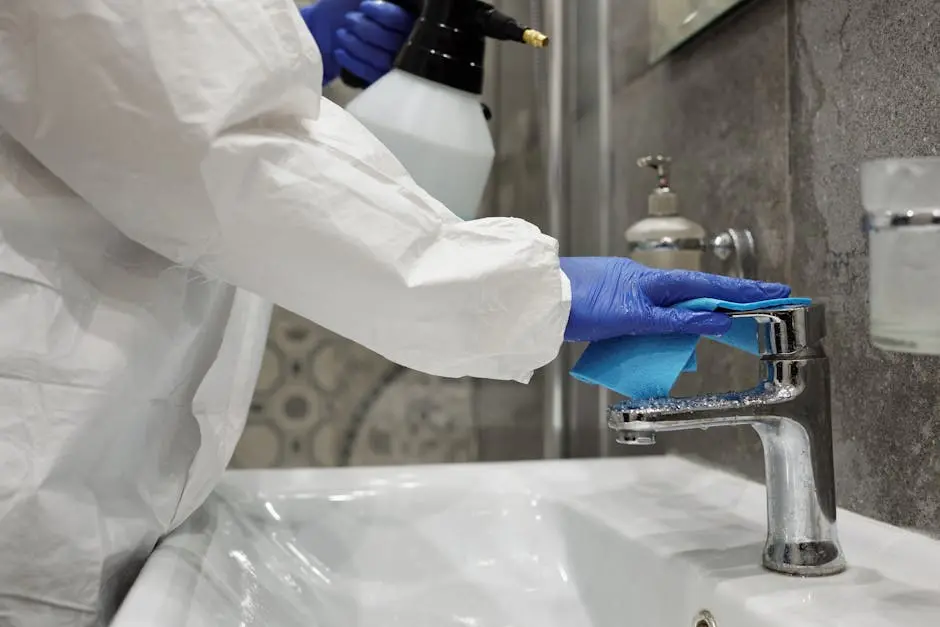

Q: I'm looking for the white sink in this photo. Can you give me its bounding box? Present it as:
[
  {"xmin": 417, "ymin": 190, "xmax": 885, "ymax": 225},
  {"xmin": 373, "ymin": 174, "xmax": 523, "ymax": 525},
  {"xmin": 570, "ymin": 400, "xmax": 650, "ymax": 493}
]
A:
[{"xmin": 113, "ymin": 457, "xmax": 940, "ymax": 627}]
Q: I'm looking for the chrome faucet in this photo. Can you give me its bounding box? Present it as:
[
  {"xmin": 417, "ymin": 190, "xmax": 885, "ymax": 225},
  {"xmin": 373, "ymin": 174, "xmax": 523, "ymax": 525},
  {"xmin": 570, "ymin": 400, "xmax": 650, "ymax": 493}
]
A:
[{"xmin": 608, "ymin": 304, "xmax": 846, "ymax": 577}]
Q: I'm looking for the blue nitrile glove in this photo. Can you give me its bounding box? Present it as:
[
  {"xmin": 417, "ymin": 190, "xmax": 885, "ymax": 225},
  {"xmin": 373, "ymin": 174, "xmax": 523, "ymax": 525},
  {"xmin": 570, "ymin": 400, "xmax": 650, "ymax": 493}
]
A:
[
  {"xmin": 300, "ymin": 1, "xmax": 416, "ymax": 86},
  {"xmin": 560, "ymin": 257, "xmax": 791, "ymax": 342}
]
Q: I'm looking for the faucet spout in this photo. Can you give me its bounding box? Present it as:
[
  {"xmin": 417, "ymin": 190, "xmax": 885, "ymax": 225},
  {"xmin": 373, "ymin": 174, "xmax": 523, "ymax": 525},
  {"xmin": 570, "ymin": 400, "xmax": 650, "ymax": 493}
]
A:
[
  {"xmin": 610, "ymin": 385, "xmax": 785, "ymax": 436},
  {"xmin": 608, "ymin": 305, "xmax": 846, "ymax": 577}
]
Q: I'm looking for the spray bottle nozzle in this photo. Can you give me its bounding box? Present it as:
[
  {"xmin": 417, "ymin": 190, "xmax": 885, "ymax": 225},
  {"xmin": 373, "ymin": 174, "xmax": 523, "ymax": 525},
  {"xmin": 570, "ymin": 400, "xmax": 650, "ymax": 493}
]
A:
[
  {"xmin": 523, "ymin": 30, "xmax": 550, "ymax": 48},
  {"xmin": 474, "ymin": 4, "xmax": 549, "ymax": 48}
]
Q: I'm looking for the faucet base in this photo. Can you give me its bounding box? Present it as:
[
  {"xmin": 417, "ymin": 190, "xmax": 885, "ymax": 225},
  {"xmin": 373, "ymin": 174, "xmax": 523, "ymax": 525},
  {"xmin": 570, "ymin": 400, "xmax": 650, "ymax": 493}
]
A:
[{"xmin": 762, "ymin": 539, "xmax": 847, "ymax": 577}]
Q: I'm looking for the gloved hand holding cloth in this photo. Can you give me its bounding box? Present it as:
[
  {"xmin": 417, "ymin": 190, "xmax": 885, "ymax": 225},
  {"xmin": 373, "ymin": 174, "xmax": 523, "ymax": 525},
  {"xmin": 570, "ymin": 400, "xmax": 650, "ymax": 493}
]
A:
[
  {"xmin": 560, "ymin": 257, "xmax": 790, "ymax": 341},
  {"xmin": 561, "ymin": 257, "xmax": 802, "ymax": 400}
]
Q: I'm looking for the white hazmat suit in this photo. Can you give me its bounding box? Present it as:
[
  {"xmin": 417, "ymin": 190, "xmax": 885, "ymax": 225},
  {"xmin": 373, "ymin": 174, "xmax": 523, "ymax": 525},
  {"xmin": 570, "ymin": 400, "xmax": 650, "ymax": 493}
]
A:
[{"xmin": 0, "ymin": 0, "xmax": 570, "ymax": 624}]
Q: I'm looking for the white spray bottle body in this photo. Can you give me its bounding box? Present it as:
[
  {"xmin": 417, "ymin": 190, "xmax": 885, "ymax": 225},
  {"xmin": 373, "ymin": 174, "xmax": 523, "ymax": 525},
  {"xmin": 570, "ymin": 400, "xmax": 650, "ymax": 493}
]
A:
[{"xmin": 346, "ymin": 69, "xmax": 495, "ymax": 221}]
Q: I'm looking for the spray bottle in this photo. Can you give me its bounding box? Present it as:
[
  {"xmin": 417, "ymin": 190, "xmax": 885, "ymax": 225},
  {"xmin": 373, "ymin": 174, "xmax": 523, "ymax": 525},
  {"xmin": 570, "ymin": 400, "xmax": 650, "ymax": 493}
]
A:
[{"xmin": 343, "ymin": 0, "xmax": 549, "ymax": 220}]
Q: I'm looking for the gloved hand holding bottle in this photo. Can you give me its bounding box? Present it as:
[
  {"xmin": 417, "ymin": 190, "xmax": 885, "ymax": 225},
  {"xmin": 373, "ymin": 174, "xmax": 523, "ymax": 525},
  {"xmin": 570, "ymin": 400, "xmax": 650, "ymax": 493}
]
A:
[
  {"xmin": 560, "ymin": 257, "xmax": 790, "ymax": 342},
  {"xmin": 300, "ymin": 0, "xmax": 416, "ymax": 86}
]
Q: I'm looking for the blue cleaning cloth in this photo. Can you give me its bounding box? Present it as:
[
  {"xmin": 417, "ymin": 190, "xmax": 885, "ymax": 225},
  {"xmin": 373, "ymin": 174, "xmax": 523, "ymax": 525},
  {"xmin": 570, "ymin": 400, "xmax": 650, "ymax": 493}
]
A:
[{"xmin": 569, "ymin": 297, "xmax": 811, "ymax": 399}]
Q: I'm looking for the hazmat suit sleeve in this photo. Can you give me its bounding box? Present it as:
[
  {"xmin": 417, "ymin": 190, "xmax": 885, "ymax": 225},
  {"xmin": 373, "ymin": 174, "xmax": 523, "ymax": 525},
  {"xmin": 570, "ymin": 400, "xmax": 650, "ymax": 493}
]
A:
[{"xmin": 0, "ymin": 0, "xmax": 571, "ymax": 382}]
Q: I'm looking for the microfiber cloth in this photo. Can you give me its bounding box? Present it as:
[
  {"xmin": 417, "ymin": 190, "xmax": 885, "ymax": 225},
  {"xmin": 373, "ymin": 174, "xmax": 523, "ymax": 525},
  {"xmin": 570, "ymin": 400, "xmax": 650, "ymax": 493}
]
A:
[{"xmin": 569, "ymin": 297, "xmax": 811, "ymax": 400}]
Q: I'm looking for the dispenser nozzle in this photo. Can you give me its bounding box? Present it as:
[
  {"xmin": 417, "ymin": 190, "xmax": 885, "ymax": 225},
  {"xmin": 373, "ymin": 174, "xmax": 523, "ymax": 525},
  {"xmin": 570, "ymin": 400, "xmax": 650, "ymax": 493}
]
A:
[{"xmin": 638, "ymin": 155, "xmax": 672, "ymax": 190}]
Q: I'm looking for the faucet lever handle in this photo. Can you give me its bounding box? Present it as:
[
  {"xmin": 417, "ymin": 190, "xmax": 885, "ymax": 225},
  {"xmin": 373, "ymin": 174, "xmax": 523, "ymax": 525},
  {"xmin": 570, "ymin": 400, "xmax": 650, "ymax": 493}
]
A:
[{"xmin": 728, "ymin": 304, "xmax": 826, "ymax": 356}]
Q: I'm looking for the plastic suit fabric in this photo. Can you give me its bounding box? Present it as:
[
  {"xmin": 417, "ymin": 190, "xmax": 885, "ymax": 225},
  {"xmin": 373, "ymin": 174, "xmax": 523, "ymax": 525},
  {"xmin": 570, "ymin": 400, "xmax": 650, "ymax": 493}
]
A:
[{"xmin": 0, "ymin": 1, "xmax": 570, "ymax": 624}]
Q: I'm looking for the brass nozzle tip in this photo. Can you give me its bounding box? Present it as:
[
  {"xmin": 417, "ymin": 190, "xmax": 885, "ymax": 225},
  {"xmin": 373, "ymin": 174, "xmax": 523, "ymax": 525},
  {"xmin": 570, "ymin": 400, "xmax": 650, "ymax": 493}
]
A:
[{"xmin": 523, "ymin": 29, "xmax": 550, "ymax": 48}]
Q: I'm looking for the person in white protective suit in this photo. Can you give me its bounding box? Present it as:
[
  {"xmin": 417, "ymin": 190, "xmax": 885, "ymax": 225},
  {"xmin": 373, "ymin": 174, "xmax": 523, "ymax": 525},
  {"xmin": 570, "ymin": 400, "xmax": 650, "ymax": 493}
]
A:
[{"xmin": 0, "ymin": 0, "xmax": 790, "ymax": 624}]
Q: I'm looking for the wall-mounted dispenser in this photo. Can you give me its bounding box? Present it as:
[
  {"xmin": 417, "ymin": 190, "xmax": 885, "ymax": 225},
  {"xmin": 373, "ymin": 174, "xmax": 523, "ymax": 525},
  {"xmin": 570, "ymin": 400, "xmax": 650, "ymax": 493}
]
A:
[
  {"xmin": 626, "ymin": 155, "xmax": 757, "ymax": 277},
  {"xmin": 344, "ymin": 0, "xmax": 549, "ymax": 221},
  {"xmin": 626, "ymin": 155, "xmax": 707, "ymax": 270},
  {"xmin": 862, "ymin": 157, "xmax": 940, "ymax": 355}
]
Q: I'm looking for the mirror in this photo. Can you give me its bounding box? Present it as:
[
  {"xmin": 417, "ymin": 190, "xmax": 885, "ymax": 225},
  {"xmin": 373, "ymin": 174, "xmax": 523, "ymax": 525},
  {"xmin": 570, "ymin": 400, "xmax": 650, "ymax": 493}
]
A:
[{"xmin": 650, "ymin": 0, "xmax": 753, "ymax": 62}]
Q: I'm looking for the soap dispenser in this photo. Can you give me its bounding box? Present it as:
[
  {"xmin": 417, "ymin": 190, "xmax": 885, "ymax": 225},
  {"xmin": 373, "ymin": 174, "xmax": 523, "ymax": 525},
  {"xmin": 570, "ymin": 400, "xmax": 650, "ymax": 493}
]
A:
[{"xmin": 626, "ymin": 156, "xmax": 706, "ymax": 271}]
